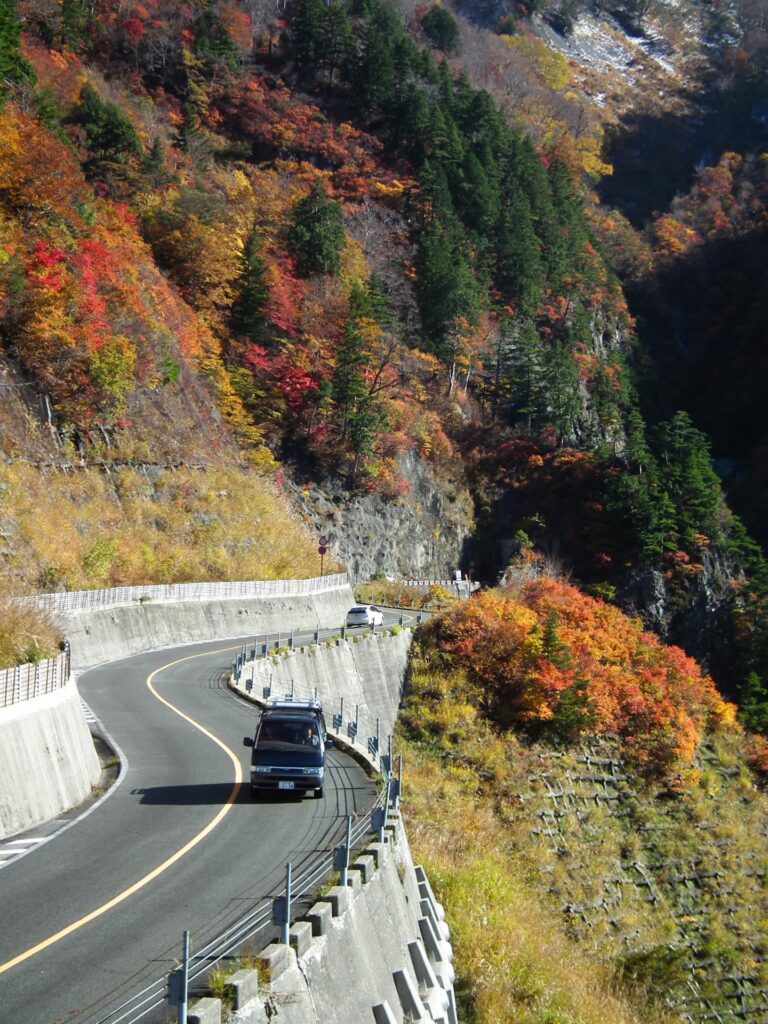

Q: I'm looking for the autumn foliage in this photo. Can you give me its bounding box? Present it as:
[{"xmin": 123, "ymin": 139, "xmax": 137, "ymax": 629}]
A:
[{"xmin": 414, "ymin": 578, "xmax": 737, "ymax": 780}]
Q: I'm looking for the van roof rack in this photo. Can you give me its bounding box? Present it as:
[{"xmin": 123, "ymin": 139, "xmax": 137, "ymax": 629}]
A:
[{"xmin": 264, "ymin": 697, "xmax": 323, "ymax": 713}]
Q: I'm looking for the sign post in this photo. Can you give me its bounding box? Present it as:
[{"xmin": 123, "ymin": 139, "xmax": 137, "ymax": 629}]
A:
[{"xmin": 318, "ymin": 535, "xmax": 329, "ymax": 577}]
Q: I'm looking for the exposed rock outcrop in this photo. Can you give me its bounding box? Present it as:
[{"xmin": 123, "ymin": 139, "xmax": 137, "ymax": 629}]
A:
[{"xmin": 286, "ymin": 452, "xmax": 474, "ymax": 583}]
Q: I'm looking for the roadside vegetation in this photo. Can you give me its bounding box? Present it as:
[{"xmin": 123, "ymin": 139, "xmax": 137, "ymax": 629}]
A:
[
  {"xmin": 0, "ymin": 461, "xmax": 329, "ymax": 666},
  {"xmin": 0, "ymin": 462, "xmax": 325, "ymax": 594},
  {"xmin": 355, "ymin": 578, "xmax": 459, "ymax": 612},
  {"xmin": 399, "ymin": 570, "xmax": 768, "ymax": 1022},
  {"xmin": 0, "ymin": 590, "xmax": 60, "ymax": 669}
]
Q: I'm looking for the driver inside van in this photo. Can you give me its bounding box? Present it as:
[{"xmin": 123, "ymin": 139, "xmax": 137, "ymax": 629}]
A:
[{"xmin": 301, "ymin": 723, "xmax": 320, "ymax": 747}]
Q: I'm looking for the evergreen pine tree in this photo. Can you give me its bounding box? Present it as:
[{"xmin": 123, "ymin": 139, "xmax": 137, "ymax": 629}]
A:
[
  {"xmin": 317, "ymin": 4, "xmax": 354, "ymax": 88},
  {"xmin": 656, "ymin": 411, "xmax": 722, "ymax": 545},
  {"xmin": 60, "ymin": 0, "xmax": 87, "ymax": 49},
  {"xmin": 544, "ymin": 342, "xmax": 581, "ymax": 443},
  {"xmin": 290, "ymin": 0, "xmax": 326, "ymax": 71},
  {"xmin": 0, "ymin": 0, "xmax": 36, "ymax": 101},
  {"xmin": 347, "ymin": 25, "xmax": 394, "ymax": 118},
  {"xmin": 422, "ymin": 6, "xmax": 461, "ymax": 53},
  {"xmin": 72, "ymin": 82, "xmax": 142, "ymax": 165},
  {"xmin": 142, "ymin": 138, "xmax": 172, "ymax": 188},
  {"xmin": 193, "ymin": 0, "xmax": 239, "ymax": 71},
  {"xmin": 288, "ymin": 181, "xmax": 346, "ymax": 278},
  {"xmin": 736, "ymin": 671, "xmax": 768, "ymax": 733},
  {"xmin": 495, "ymin": 185, "xmax": 545, "ymax": 316},
  {"xmin": 414, "ymin": 221, "xmax": 482, "ymax": 354},
  {"xmin": 457, "ymin": 151, "xmax": 497, "ymax": 238},
  {"xmin": 234, "ymin": 231, "xmax": 270, "ymax": 344},
  {"xmin": 501, "ymin": 318, "xmax": 547, "ymax": 429},
  {"xmin": 32, "ymin": 85, "xmax": 66, "ymax": 137}
]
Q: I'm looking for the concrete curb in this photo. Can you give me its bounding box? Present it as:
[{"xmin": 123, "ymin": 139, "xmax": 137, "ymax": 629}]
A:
[{"xmin": 187, "ymin": 816, "xmax": 456, "ymax": 1024}]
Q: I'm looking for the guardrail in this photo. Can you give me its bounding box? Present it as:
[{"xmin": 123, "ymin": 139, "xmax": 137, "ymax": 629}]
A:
[
  {"xmin": 97, "ymin": 790, "xmax": 388, "ymax": 1024},
  {"xmin": 95, "ymin": 634, "xmax": 395, "ymax": 1024},
  {"xmin": 230, "ymin": 622, "xmax": 417, "ymax": 772},
  {"xmin": 0, "ymin": 650, "xmax": 71, "ymax": 709},
  {"xmin": 23, "ymin": 573, "xmax": 350, "ymax": 614}
]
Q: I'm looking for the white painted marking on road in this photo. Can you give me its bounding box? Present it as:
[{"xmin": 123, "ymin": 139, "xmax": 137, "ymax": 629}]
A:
[{"xmin": 0, "ymin": 643, "xmax": 244, "ymax": 974}]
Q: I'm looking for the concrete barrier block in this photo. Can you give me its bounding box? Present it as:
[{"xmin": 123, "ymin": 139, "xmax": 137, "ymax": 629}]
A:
[
  {"xmin": 372, "ymin": 1001, "xmax": 400, "ymax": 1024},
  {"xmin": 393, "ymin": 969, "xmax": 428, "ymax": 1020},
  {"xmin": 368, "ymin": 842, "xmax": 388, "ymax": 868},
  {"xmin": 257, "ymin": 942, "xmax": 291, "ymax": 981},
  {"xmin": 421, "ymin": 898, "xmax": 451, "ymax": 941},
  {"xmin": 318, "ymin": 885, "xmax": 351, "ymax": 917},
  {"xmin": 306, "ymin": 901, "xmax": 333, "ymax": 936},
  {"xmin": 188, "ymin": 997, "xmax": 222, "ymax": 1024},
  {"xmin": 290, "ymin": 920, "xmax": 313, "ymax": 957},
  {"xmin": 419, "ymin": 916, "xmax": 454, "ymax": 968},
  {"xmin": 345, "ymin": 867, "xmax": 363, "ymax": 892},
  {"xmin": 351, "ymin": 853, "xmax": 376, "ymax": 884},
  {"xmin": 224, "ymin": 968, "xmax": 259, "ymax": 1009},
  {"xmin": 418, "ymin": 879, "xmax": 447, "ymax": 922}
]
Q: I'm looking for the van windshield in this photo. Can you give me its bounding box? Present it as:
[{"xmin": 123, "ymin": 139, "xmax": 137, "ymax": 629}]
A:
[{"xmin": 257, "ymin": 720, "xmax": 320, "ymax": 751}]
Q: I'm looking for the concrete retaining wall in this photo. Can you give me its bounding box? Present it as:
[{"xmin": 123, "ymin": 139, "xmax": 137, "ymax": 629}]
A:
[
  {"xmin": 188, "ymin": 816, "xmax": 457, "ymax": 1024},
  {"xmin": 234, "ymin": 630, "xmax": 411, "ymax": 755},
  {"xmin": 0, "ymin": 578, "xmax": 355, "ymax": 840},
  {"xmin": 61, "ymin": 588, "xmax": 356, "ymax": 672},
  {"xmin": 0, "ymin": 678, "xmax": 101, "ymax": 839}
]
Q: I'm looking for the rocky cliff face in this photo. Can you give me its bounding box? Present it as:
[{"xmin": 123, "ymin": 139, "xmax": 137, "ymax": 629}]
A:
[
  {"xmin": 286, "ymin": 452, "xmax": 475, "ymax": 583},
  {"xmin": 618, "ymin": 546, "xmax": 742, "ymax": 683}
]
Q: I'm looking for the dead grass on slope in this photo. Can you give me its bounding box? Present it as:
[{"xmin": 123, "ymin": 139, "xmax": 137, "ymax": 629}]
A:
[
  {"xmin": 401, "ymin": 744, "xmax": 673, "ymax": 1024},
  {"xmin": 0, "ymin": 462, "xmax": 335, "ymax": 664},
  {"xmin": 0, "ymin": 590, "xmax": 60, "ymax": 669}
]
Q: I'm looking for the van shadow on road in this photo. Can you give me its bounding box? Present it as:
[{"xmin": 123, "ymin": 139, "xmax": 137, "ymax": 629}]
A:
[{"xmin": 132, "ymin": 783, "xmax": 242, "ymax": 805}]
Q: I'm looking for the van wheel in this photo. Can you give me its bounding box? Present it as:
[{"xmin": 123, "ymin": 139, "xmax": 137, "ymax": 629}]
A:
[{"xmin": 315, "ymin": 787, "xmax": 323, "ymax": 799}]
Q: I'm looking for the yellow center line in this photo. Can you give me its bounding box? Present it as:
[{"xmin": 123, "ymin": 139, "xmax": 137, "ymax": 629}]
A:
[{"xmin": 0, "ymin": 644, "xmax": 243, "ymax": 975}]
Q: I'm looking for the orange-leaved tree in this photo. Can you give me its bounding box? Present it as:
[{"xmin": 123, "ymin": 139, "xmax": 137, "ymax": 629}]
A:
[{"xmin": 418, "ymin": 579, "xmax": 737, "ymax": 780}]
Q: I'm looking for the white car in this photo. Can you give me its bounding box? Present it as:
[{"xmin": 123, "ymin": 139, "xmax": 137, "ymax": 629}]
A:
[{"xmin": 346, "ymin": 604, "xmax": 384, "ymax": 627}]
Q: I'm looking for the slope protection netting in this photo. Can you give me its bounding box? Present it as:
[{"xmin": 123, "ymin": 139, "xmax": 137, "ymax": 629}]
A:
[{"xmin": 518, "ymin": 737, "xmax": 768, "ymax": 1023}]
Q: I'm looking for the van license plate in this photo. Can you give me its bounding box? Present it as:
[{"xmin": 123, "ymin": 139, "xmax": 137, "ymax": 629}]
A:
[{"xmin": 278, "ymin": 781, "xmax": 295, "ymax": 790}]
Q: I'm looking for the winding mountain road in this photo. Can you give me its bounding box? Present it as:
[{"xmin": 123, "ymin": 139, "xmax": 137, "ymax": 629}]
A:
[{"xmin": 0, "ymin": 636, "xmax": 378, "ymax": 1024}]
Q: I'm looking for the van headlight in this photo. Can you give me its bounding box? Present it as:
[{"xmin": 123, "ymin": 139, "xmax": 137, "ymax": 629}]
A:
[
  {"xmin": 303, "ymin": 767, "xmax": 324, "ymax": 777},
  {"xmin": 253, "ymin": 766, "xmax": 272, "ymax": 773}
]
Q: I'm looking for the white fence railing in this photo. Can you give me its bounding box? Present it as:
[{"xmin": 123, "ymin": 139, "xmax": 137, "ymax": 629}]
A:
[
  {"xmin": 1, "ymin": 651, "xmax": 71, "ymax": 709},
  {"xmin": 24, "ymin": 573, "xmax": 349, "ymax": 614}
]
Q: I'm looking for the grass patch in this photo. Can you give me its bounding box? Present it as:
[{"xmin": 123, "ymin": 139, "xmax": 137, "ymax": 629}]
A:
[
  {"xmin": 398, "ymin": 596, "xmax": 768, "ymax": 1023},
  {"xmin": 0, "ymin": 589, "xmax": 61, "ymax": 668},
  {"xmin": 0, "ymin": 461, "xmax": 332, "ymax": 665}
]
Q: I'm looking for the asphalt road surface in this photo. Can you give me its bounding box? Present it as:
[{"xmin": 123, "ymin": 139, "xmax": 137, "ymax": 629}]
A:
[{"xmin": 0, "ymin": 637, "xmax": 378, "ymax": 1024}]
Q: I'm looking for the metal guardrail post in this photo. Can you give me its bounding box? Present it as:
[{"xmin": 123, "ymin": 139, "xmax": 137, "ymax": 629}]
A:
[
  {"xmin": 179, "ymin": 930, "xmax": 190, "ymax": 1024},
  {"xmin": 379, "ymin": 792, "xmax": 389, "ymax": 844},
  {"xmin": 282, "ymin": 862, "xmax": 292, "ymax": 946},
  {"xmin": 335, "ymin": 815, "xmax": 352, "ymax": 887}
]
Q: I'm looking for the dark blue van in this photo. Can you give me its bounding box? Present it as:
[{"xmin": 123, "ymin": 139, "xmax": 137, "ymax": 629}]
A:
[{"xmin": 246, "ymin": 699, "xmax": 331, "ymax": 799}]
